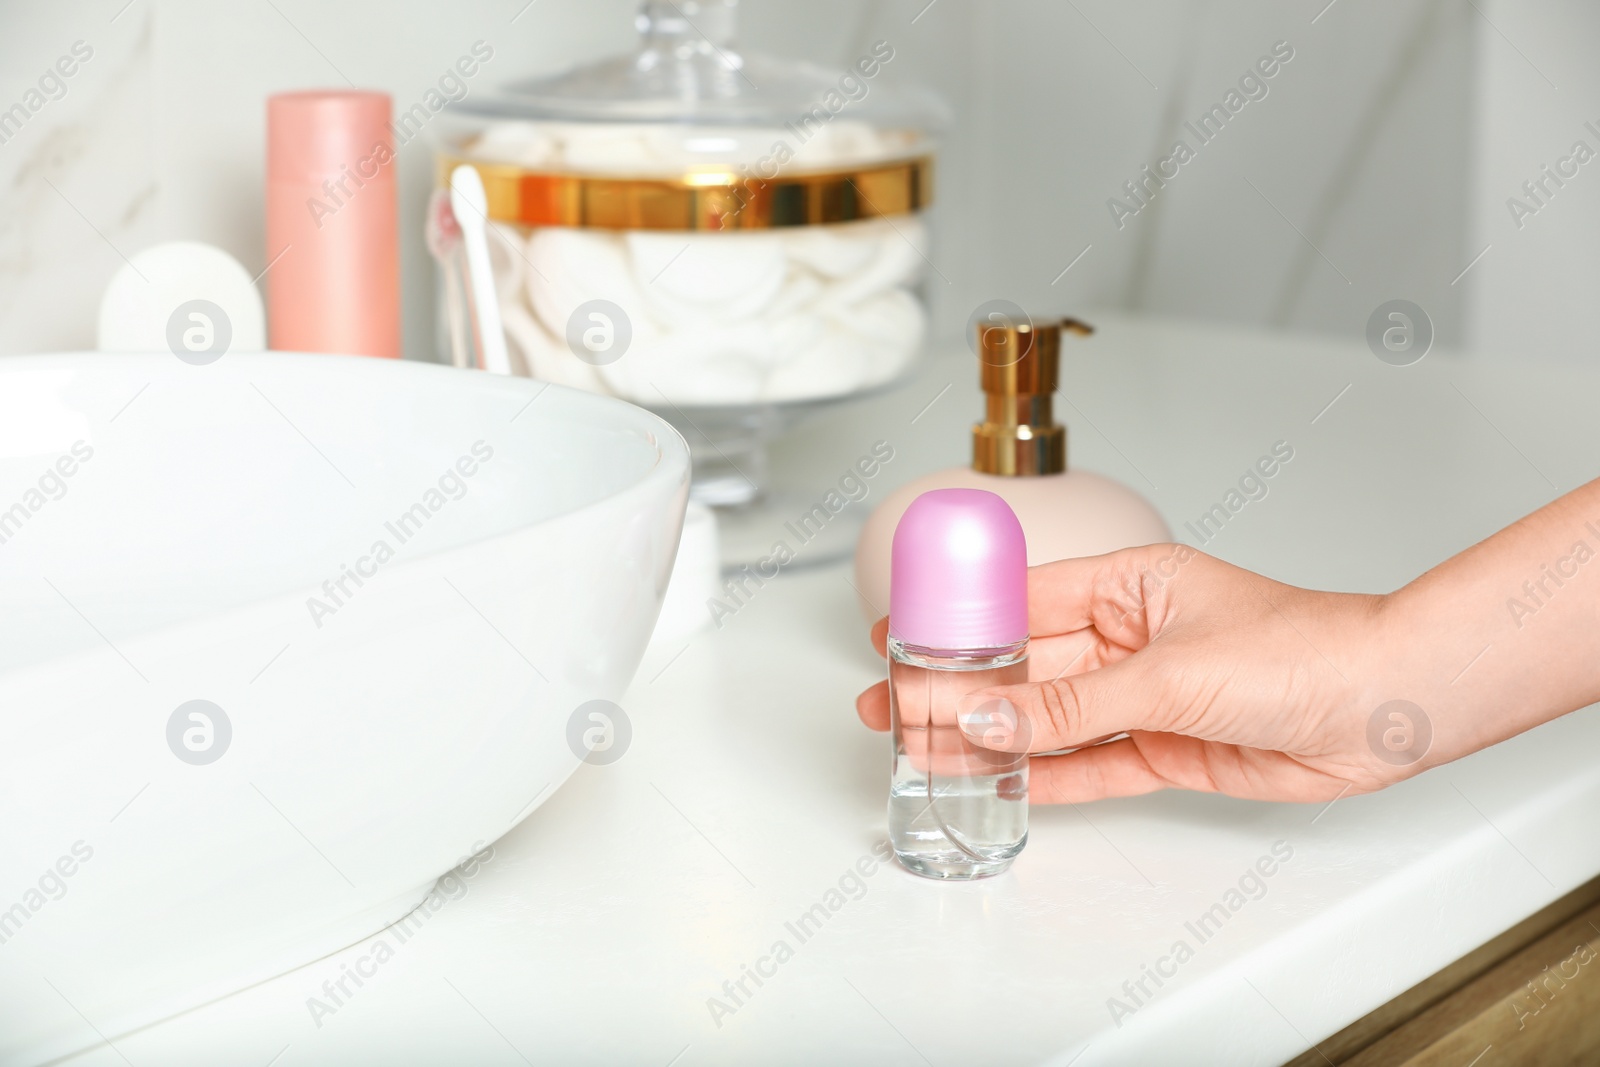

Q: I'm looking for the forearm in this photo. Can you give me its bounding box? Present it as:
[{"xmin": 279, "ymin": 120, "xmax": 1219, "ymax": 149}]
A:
[{"xmin": 1376, "ymin": 476, "xmax": 1600, "ymax": 760}]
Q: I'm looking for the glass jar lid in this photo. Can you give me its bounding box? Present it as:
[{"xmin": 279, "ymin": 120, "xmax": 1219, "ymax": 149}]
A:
[{"xmin": 440, "ymin": 0, "xmax": 946, "ymax": 230}]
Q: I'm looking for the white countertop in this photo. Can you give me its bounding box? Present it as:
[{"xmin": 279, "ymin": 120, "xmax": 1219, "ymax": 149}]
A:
[{"xmin": 59, "ymin": 315, "xmax": 1600, "ymax": 1065}]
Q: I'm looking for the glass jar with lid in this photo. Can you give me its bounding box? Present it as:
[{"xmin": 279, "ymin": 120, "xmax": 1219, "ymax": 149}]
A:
[{"xmin": 437, "ymin": 0, "xmax": 946, "ymax": 561}]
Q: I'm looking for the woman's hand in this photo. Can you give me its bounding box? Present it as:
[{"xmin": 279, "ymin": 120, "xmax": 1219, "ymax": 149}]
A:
[
  {"xmin": 859, "ymin": 476, "xmax": 1600, "ymax": 805},
  {"xmin": 856, "ymin": 544, "xmax": 1422, "ymax": 804}
]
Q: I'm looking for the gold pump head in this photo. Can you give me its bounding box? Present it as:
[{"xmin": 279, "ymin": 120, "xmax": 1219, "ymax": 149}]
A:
[{"xmin": 971, "ymin": 316, "xmax": 1093, "ymax": 477}]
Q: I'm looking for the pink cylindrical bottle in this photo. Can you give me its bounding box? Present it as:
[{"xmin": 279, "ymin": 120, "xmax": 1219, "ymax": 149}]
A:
[
  {"xmin": 887, "ymin": 488, "xmax": 1029, "ymax": 879},
  {"xmin": 266, "ymin": 90, "xmax": 401, "ymax": 358}
]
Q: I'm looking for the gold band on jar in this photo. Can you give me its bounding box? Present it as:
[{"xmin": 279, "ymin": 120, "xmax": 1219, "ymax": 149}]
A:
[{"xmin": 437, "ymin": 155, "xmax": 933, "ymax": 231}]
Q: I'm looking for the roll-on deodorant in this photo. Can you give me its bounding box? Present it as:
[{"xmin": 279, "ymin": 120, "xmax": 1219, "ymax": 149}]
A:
[{"xmin": 887, "ymin": 488, "xmax": 1029, "ymax": 879}]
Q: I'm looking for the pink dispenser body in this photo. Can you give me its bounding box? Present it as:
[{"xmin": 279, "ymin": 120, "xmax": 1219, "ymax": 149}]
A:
[{"xmin": 856, "ymin": 316, "xmax": 1168, "ymax": 620}]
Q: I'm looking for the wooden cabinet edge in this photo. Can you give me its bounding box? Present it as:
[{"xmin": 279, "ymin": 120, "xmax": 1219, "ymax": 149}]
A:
[{"xmin": 1283, "ymin": 877, "xmax": 1600, "ymax": 1066}]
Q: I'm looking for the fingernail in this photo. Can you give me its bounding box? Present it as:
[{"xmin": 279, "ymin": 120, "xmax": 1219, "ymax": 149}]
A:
[
  {"xmin": 956, "ymin": 694, "xmax": 996, "ymax": 730},
  {"xmin": 958, "ymin": 696, "xmax": 1017, "ymax": 748},
  {"xmin": 957, "ymin": 704, "xmax": 999, "ymax": 733}
]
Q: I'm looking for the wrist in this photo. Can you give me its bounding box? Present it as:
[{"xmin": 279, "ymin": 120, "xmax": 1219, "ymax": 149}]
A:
[{"xmin": 1359, "ymin": 578, "xmax": 1507, "ymax": 775}]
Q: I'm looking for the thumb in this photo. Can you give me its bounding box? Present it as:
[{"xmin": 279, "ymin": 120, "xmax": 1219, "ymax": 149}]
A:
[{"xmin": 957, "ymin": 657, "xmax": 1162, "ymax": 754}]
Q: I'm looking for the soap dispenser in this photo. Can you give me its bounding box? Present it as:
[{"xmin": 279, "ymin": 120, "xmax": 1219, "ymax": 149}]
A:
[{"xmin": 853, "ymin": 316, "xmax": 1170, "ymax": 619}]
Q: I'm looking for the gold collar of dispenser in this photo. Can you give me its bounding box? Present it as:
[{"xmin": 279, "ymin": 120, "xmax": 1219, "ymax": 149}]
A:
[{"xmin": 972, "ymin": 317, "xmax": 1093, "ymax": 477}]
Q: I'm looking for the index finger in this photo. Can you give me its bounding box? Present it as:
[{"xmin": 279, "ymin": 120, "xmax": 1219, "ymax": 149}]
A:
[
  {"xmin": 1028, "ymin": 544, "xmax": 1194, "ymax": 638},
  {"xmin": 1025, "ymin": 556, "xmax": 1105, "ymax": 636}
]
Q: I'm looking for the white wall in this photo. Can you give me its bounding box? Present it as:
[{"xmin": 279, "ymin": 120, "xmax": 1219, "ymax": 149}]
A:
[
  {"xmin": 0, "ymin": 4, "xmax": 158, "ymax": 355},
  {"xmin": 0, "ymin": 0, "xmax": 638, "ymax": 359},
  {"xmin": 1467, "ymin": 0, "xmax": 1600, "ymax": 362},
  {"xmin": 840, "ymin": 0, "xmax": 1476, "ymax": 349},
  {"xmin": 0, "ymin": 0, "xmax": 1525, "ymax": 360}
]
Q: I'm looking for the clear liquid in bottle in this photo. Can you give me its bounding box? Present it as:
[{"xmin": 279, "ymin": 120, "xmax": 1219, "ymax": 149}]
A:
[{"xmin": 888, "ymin": 635, "xmax": 1028, "ymax": 879}]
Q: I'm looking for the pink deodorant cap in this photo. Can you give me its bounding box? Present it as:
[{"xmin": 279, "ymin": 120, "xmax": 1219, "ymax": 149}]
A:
[{"xmin": 889, "ymin": 488, "xmax": 1028, "ymax": 650}]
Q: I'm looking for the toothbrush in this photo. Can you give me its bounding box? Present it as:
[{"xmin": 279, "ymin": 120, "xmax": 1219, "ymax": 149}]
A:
[{"xmin": 449, "ymin": 164, "xmax": 513, "ymax": 376}]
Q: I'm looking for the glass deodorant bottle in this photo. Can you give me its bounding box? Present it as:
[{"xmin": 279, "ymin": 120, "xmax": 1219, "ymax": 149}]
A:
[{"xmin": 887, "ymin": 488, "xmax": 1029, "ymax": 879}]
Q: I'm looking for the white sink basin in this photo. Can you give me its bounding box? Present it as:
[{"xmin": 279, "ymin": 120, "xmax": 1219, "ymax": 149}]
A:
[{"xmin": 0, "ymin": 353, "xmax": 688, "ymax": 1064}]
